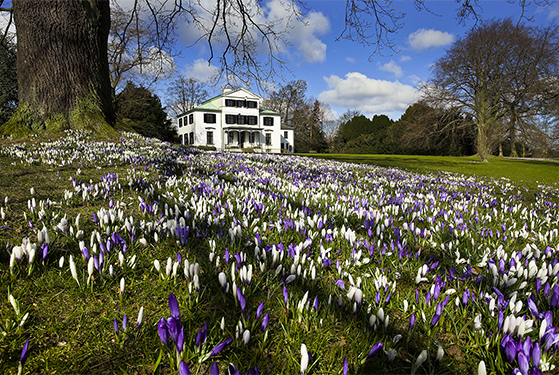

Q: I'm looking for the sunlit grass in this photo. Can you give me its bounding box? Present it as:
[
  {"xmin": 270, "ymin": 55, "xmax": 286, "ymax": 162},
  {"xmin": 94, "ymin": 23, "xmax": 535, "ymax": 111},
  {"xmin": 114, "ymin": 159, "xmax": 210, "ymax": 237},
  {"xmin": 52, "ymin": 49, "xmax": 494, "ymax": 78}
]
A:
[{"xmin": 305, "ymin": 154, "xmax": 559, "ymax": 190}]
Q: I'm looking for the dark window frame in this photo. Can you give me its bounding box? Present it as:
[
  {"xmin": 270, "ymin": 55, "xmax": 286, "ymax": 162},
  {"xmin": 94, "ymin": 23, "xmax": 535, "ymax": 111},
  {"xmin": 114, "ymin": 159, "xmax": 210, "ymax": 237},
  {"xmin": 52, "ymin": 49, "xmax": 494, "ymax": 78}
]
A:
[{"xmin": 204, "ymin": 113, "xmax": 216, "ymax": 124}]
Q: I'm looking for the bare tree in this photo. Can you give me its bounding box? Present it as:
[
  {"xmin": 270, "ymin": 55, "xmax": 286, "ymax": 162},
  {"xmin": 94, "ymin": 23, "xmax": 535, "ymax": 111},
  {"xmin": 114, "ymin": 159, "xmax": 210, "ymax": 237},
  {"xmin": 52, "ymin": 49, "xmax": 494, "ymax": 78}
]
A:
[
  {"xmin": 108, "ymin": 2, "xmax": 176, "ymax": 94},
  {"xmin": 424, "ymin": 19, "xmax": 559, "ymax": 161},
  {"xmin": 166, "ymin": 76, "xmax": 209, "ymax": 117}
]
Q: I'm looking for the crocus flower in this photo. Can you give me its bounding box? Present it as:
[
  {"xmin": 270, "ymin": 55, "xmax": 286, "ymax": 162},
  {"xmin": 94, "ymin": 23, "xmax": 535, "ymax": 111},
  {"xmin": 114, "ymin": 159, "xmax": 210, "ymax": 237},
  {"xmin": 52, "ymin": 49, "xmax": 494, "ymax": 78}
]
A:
[
  {"xmin": 179, "ymin": 360, "xmax": 191, "ymax": 375},
  {"xmin": 413, "ymin": 350, "xmax": 428, "ymax": 371},
  {"xmin": 478, "ymin": 360, "xmax": 486, "ymax": 375},
  {"xmin": 301, "ymin": 343, "xmax": 309, "ymax": 375},
  {"xmin": 517, "ymin": 351, "xmax": 529, "ymax": 375},
  {"xmin": 504, "ymin": 340, "xmax": 517, "ymax": 364},
  {"xmin": 343, "ymin": 358, "xmax": 348, "ymax": 375},
  {"xmin": 367, "ymin": 342, "xmax": 383, "ymax": 358},
  {"xmin": 136, "ymin": 306, "xmax": 144, "ymax": 332},
  {"xmin": 256, "ymin": 301, "xmax": 264, "ymax": 321},
  {"xmin": 167, "ymin": 317, "xmax": 181, "ymax": 343},
  {"xmin": 122, "ymin": 314, "xmax": 128, "ymax": 332},
  {"xmin": 210, "ymin": 361, "xmax": 219, "ymax": 375},
  {"xmin": 532, "ymin": 342, "xmax": 541, "ymax": 368},
  {"xmin": 168, "ymin": 293, "xmax": 180, "ymax": 320},
  {"xmin": 210, "ymin": 338, "xmax": 233, "ymax": 357},
  {"xmin": 410, "ymin": 313, "xmax": 416, "ymax": 330},
  {"xmin": 431, "ymin": 303, "xmax": 442, "ymax": 326},
  {"xmin": 20, "ymin": 338, "xmax": 30, "ymax": 364},
  {"xmin": 176, "ymin": 328, "xmax": 184, "ymax": 353},
  {"xmin": 237, "ymin": 286, "xmax": 246, "ymax": 313},
  {"xmin": 158, "ymin": 318, "xmax": 169, "ymax": 347},
  {"xmin": 261, "ymin": 312, "xmax": 269, "ymax": 332}
]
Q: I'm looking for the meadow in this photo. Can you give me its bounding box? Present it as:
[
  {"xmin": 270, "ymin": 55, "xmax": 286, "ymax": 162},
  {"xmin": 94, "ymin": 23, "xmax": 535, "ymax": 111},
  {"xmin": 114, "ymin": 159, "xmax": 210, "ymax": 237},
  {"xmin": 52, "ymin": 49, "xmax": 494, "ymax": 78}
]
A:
[{"xmin": 1, "ymin": 130, "xmax": 559, "ymax": 375}]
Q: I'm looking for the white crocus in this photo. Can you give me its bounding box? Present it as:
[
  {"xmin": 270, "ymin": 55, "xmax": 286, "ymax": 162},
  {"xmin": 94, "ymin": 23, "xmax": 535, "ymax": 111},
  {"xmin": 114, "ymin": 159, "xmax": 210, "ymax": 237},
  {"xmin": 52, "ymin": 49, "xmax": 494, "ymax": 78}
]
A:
[
  {"xmin": 300, "ymin": 343, "xmax": 309, "ymax": 375},
  {"xmin": 69, "ymin": 255, "xmax": 79, "ymax": 285}
]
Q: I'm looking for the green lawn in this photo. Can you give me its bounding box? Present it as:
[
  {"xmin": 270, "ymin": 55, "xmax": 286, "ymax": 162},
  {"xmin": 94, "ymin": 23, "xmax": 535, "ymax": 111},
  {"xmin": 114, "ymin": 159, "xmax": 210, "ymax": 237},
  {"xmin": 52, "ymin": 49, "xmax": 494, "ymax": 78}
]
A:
[{"xmin": 304, "ymin": 154, "xmax": 559, "ymax": 189}]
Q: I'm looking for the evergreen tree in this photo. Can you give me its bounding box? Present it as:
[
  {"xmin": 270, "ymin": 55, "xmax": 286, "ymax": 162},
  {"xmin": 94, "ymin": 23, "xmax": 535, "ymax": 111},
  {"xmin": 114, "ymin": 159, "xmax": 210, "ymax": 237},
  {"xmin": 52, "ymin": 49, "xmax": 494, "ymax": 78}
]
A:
[{"xmin": 115, "ymin": 82, "xmax": 177, "ymax": 143}]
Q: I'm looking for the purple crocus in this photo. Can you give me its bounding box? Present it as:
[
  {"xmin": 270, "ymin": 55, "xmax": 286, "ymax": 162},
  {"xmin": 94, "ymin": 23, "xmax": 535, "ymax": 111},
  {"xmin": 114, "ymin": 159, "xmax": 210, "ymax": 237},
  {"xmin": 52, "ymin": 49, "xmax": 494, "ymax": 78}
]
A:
[
  {"xmin": 343, "ymin": 358, "xmax": 348, "ymax": 375},
  {"xmin": 237, "ymin": 286, "xmax": 246, "ymax": 313},
  {"xmin": 283, "ymin": 284, "xmax": 289, "ymax": 307},
  {"xmin": 210, "ymin": 338, "xmax": 233, "ymax": 357},
  {"xmin": 113, "ymin": 318, "xmax": 119, "ymax": 334},
  {"xmin": 517, "ymin": 351, "xmax": 529, "ymax": 375},
  {"xmin": 210, "ymin": 362, "xmax": 220, "ymax": 375},
  {"xmin": 176, "ymin": 328, "xmax": 184, "ymax": 353},
  {"xmin": 410, "ymin": 313, "xmax": 416, "ymax": 330},
  {"xmin": 532, "ymin": 342, "xmax": 541, "ymax": 368},
  {"xmin": 41, "ymin": 243, "xmax": 48, "ymax": 261},
  {"xmin": 20, "ymin": 338, "xmax": 30, "ymax": 364},
  {"xmin": 262, "ymin": 312, "xmax": 269, "ymax": 332},
  {"xmin": 168, "ymin": 293, "xmax": 180, "ymax": 320},
  {"xmin": 504, "ymin": 340, "xmax": 517, "ymax": 364},
  {"xmin": 256, "ymin": 301, "xmax": 264, "ymax": 321},
  {"xmin": 158, "ymin": 318, "xmax": 169, "ymax": 347},
  {"xmin": 167, "ymin": 317, "xmax": 181, "ymax": 343},
  {"xmin": 367, "ymin": 342, "xmax": 383, "ymax": 358},
  {"xmin": 179, "ymin": 360, "xmax": 191, "ymax": 375},
  {"xmin": 430, "ymin": 302, "xmax": 442, "ymax": 326},
  {"xmin": 122, "ymin": 314, "xmax": 128, "ymax": 332}
]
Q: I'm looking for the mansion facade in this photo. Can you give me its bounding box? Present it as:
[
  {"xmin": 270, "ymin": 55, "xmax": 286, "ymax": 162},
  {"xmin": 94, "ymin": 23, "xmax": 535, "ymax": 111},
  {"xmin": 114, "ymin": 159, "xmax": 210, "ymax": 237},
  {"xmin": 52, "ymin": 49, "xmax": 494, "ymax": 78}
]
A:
[{"xmin": 177, "ymin": 88, "xmax": 294, "ymax": 154}]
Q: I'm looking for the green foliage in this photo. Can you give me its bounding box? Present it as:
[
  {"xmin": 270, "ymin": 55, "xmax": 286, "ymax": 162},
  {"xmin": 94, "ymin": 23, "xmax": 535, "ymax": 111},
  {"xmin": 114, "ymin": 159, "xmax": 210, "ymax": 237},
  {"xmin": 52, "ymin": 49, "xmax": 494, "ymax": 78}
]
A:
[
  {"xmin": 334, "ymin": 114, "xmax": 396, "ymax": 154},
  {"xmin": 0, "ymin": 37, "xmax": 18, "ymax": 126},
  {"xmin": 115, "ymin": 82, "xmax": 178, "ymax": 143}
]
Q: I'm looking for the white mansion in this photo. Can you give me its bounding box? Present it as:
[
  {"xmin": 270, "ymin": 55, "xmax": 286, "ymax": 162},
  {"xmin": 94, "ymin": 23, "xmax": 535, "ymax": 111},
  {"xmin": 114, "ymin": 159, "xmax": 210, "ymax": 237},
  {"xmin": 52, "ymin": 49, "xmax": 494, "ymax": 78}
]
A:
[{"xmin": 176, "ymin": 88, "xmax": 294, "ymax": 153}]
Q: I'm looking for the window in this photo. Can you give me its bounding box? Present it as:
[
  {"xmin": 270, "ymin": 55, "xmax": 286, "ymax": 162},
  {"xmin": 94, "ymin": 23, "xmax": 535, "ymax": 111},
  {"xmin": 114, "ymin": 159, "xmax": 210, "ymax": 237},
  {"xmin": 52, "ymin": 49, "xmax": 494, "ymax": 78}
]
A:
[
  {"xmin": 246, "ymin": 116, "xmax": 257, "ymax": 125},
  {"xmin": 189, "ymin": 114, "xmax": 193, "ymax": 124},
  {"xmin": 237, "ymin": 114, "xmax": 244, "ymax": 124},
  {"xmin": 263, "ymin": 117, "xmax": 274, "ymax": 126},
  {"xmin": 246, "ymin": 101, "xmax": 257, "ymax": 108},
  {"xmin": 179, "ymin": 118, "xmax": 183, "ymax": 127},
  {"xmin": 225, "ymin": 114, "xmax": 236, "ymax": 124},
  {"xmin": 225, "ymin": 99, "xmax": 236, "ymax": 107},
  {"xmin": 236, "ymin": 100, "xmax": 244, "ymax": 108},
  {"xmin": 207, "ymin": 131, "xmax": 214, "ymax": 145},
  {"xmin": 204, "ymin": 113, "xmax": 216, "ymax": 123},
  {"xmin": 284, "ymin": 131, "xmax": 288, "ymax": 139},
  {"xmin": 265, "ymin": 133, "xmax": 272, "ymax": 146},
  {"xmin": 189, "ymin": 132, "xmax": 194, "ymax": 144},
  {"xmin": 249, "ymin": 133, "xmax": 255, "ymax": 143}
]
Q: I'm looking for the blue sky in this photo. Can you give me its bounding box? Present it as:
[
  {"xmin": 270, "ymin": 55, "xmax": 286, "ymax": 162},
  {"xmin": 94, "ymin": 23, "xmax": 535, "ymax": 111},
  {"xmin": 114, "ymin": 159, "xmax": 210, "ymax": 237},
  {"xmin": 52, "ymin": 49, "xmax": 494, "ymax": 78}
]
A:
[
  {"xmin": 2, "ymin": 0, "xmax": 558, "ymax": 121},
  {"xmin": 171, "ymin": 0, "xmax": 559, "ymax": 121}
]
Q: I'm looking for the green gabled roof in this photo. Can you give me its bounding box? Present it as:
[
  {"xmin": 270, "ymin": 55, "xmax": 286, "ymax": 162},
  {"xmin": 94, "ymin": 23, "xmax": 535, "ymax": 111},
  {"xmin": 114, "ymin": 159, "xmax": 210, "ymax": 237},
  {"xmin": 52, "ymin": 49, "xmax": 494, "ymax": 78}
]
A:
[
  {"xmin": 193, "ymin": 101, "xmax": 220, "ymax": 111},
  {"xmin": 259, "ymin": 109, "xmax": 281, "ymax": 116}
]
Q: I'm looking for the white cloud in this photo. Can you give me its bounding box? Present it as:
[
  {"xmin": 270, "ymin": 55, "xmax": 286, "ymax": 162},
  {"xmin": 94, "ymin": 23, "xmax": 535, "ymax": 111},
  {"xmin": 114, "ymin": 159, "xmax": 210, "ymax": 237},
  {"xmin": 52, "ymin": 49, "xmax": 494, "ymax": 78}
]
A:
[
  {"xmin": 318, "ymin": 72, "xmax": 418, "ymax": 115},
  {"xmin": 184, "ymin": 58, "xmax": 220, "ymax": 83},
  {"xmin": 264, "ymin": 1, "xmax": 330, "ymax": 63},
  {"xmin": 400, "ymin": 55, "xmax": 411, "ymax": 62},
  {"xmin": 408, "ymin": 29, "xmax": 454, "ymax": 51},
  {"xmin": 379, "ymin": 60, "xmax": 403, "ymax": 78},
  {"xmin": 346, "ymin": 57, "xmax": 356, "ymax": 63}
]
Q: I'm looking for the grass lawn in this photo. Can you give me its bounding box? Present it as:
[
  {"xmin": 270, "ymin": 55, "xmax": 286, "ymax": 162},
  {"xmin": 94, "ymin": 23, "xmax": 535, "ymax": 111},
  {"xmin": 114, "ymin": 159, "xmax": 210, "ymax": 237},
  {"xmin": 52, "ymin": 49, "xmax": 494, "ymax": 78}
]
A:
[{"xmin": 304, "ymin": 154, "xmax": 559, "ymax": 190}]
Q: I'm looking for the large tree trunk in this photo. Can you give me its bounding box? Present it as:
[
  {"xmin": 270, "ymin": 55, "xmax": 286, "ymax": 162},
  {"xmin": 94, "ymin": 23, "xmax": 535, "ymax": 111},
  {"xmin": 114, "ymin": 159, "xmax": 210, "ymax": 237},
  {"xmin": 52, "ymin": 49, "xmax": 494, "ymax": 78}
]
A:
[{"xmin": 2, "ymin": 0, "xmax": 115, "ymax": 135}]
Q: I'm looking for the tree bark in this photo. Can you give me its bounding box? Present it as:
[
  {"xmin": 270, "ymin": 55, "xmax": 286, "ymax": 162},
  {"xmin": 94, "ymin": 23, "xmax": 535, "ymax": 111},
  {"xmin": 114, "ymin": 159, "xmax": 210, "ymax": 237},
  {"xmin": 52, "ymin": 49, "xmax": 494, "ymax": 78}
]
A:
[{"xmin": 5, "ymin": 0, "xmax": 114, "ymax": 135}]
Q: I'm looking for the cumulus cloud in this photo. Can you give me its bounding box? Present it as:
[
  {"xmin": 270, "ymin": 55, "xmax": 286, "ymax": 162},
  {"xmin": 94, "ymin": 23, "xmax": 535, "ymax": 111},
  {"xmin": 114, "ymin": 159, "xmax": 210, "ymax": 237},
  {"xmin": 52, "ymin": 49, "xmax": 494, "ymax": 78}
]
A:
[
  {"xmin": 183, "ymin": 58, "xmax": 220, "ymax": 83},
  {"xmin": 318, "ymin": 72, "xmax": 418, "ymax": 115},
  {"xmin": 379, "ymin": 60, "xmax": 403, "ymax": 78},
  {"xmin": 408, "ymin": 29, "xmax": 454, "ymax": 51}
]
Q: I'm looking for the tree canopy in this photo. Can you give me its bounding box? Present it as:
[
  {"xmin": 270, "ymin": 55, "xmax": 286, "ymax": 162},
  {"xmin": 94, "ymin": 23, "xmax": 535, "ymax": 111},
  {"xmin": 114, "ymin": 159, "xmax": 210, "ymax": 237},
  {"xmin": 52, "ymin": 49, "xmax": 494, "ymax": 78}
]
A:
[
  {"xmin": 424, "ymin": 18, "xmax": 559, "ymax": 160},
  {"xmin": 115, "ymin": 82, "xmax": 177, "ymax": 143}
]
